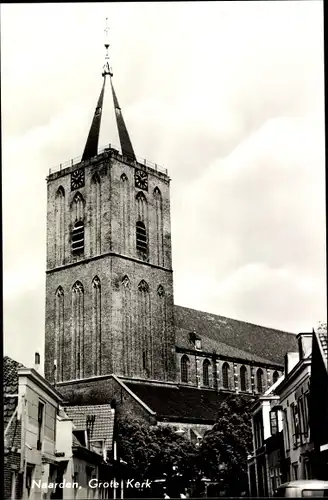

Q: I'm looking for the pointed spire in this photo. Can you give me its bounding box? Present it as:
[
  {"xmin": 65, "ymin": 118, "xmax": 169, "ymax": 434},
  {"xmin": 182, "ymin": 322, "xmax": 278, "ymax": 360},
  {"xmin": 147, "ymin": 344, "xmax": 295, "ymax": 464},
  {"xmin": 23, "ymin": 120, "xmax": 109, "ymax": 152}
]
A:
[
  {"xmin": 110, "ymin": 78, "xmax": 135, "ymax": 160},
  {"xmin": 82, "ymin": 19, "xmax": 135, "ymax": 162},
  {"xmin": 81, "ymin": 78, "xmax": 106, "ymax": 161}
]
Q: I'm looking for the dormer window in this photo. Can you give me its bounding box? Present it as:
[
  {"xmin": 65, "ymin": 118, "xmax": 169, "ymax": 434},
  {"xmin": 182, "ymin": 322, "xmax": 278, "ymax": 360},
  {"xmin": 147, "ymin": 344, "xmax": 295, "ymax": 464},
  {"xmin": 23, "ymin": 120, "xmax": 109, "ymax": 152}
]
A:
[{"xmin": 195, "ymin": 339, "xmax": 202, "ymax": 350}]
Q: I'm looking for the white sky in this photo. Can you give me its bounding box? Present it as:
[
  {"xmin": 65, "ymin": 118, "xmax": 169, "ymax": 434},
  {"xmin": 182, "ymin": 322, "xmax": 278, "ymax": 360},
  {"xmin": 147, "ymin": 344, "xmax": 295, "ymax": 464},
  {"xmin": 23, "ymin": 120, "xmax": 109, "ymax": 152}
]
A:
[{"xmin": 2, "ymin": 1, "xmax": 326, "ymax": 368}]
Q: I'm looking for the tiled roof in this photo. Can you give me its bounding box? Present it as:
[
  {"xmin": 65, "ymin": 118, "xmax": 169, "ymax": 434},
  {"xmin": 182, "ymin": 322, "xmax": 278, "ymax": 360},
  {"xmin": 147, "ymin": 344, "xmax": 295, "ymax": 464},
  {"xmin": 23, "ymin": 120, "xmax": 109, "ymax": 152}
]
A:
[
  {"xmin": 124, "ymin": 381, "xmax": 246, "ymax": 423},
  {"xmin": 3, "ymin": 356, "xmax": 25, "ymax": 428},
  {"xmin": 174, "ymin": 305, "xmax": 297, "ymax": 365},
  {"xmin": 63, "ymin": 404, "xmax": 115, "ymax": 451},
  {"xmin": 176, "ymin": 327, "xmax": 275, "ymax": 365}
]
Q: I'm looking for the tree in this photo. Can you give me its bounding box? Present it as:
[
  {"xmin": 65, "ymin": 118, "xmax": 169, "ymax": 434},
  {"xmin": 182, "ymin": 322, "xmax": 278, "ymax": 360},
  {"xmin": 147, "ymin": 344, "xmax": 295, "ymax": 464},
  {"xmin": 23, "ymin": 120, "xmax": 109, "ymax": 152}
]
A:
[
  {"xmin": 116, "ymin": 416, "xmax": 199, "ymax": 497},
  {"xmin": 198, "ymin": 394, "xmax": 255, "ymax": 497}
]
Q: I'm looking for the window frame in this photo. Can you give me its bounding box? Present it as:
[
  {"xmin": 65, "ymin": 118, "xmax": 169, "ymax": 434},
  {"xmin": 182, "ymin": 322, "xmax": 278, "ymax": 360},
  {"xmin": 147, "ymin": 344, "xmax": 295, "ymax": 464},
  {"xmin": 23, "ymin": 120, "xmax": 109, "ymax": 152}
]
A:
[
  {"xmin": 181, "ymin": 355, "xmax": 190, "ymax": 384},
  {"xmin": 71, "ymin": 220, "xmax": 85, "ymax": 255},
  {"xmin": 37, "ymin": 400, "xmax": 45, "ymax": 451},
  {"xmin": 222, "ymin": 362, "xmax": 230, "ymax": 389}
]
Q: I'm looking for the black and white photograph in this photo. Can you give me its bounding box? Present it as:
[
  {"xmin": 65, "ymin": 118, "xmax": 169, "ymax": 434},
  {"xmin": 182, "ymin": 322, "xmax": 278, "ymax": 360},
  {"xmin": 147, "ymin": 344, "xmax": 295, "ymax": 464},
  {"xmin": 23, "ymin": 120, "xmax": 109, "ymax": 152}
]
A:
[{"xmin": 2, "ymin": 1, "xmax": 327, "ymax": 498}]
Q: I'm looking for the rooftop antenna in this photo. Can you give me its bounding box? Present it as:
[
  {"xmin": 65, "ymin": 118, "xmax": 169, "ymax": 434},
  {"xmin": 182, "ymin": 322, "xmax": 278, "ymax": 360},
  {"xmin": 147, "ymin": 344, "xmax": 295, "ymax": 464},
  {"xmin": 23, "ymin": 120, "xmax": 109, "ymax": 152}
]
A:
[{"xmin": 102, "ymin": 17, "xmax": 113, "ymax": 77}]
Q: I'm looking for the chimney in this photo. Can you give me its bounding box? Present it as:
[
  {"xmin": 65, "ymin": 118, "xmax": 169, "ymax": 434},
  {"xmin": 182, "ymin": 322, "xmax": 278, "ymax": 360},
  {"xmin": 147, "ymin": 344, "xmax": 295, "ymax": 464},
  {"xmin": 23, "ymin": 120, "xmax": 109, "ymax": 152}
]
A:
[
  {"xmin": 296, "ymin": 333, "xmax": 312, "ymax": 360},
  {"xmin": 34, "ymin": 352, "xmax": 41, "ymax": 371}
]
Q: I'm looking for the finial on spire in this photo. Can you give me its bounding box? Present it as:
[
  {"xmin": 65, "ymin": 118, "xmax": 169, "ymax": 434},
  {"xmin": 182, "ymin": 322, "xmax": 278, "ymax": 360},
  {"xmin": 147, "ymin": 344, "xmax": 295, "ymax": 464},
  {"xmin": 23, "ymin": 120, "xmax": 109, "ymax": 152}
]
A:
[{"xmin": 102, "ymin": 17, "xmax": 113, "ymax": 77}]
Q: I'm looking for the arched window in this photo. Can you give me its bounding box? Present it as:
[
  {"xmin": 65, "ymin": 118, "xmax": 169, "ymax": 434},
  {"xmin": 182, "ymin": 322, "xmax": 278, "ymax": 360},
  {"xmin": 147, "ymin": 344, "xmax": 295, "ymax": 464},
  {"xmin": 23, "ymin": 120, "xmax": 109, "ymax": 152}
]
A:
[
  {"xmin": 273, "ymin": 370, "xmax": 279, "ymax": 384},
  {"xmin": 157, "ymin": 285, "xmax": 168, "ymax": 378},
  {"xmin": 122, "ymin": 275, "xmax": 132, "ymax": 376},
  {"xmin": 72, "ymin": 220, "xmax": 84, "ymax": 254},
  {"xmin": 120, "ymin": 173, "xmax": 129, "ymax": 254},
  {"xmin": 154, "ymin": 187, "xmax": 164, "ymax": 266},
  {"xmin": 55, "ymin": 187, "xmax": 65, "ymax": 265},
  {"xmin": 136, "ymin": 192, "xmax": 148, "ymax": 261},
  {"xmin": 256, "ymin": 368, "xmax": 264, "ymax": 393},
  {"xmin": 240, "ymin": 365, "xmax": 247, "ymax": 392},
  {"xmin": 55, "ymin": 286, "xmax": 64, "ymax": 382},
  {"xmin": 137, "ymin": 280, "xmax": 152, "ymax": 377},
  {"xmin": 181, "ymin": 355, "xmax": 190, "ymax": 383},
  {"xmin": 203, "ymin": 359, "xmax": 211, "ymax": 387},
  {"xmin": 71, "ymin": 192, "xmax": 85, "ymax": 255},
  {"xmin": 222, "ymin": 362, "xmax": 230, "ymax": 389},
  {"xmin": 91, "ymin": 174, "xmax": 101, "ymax": 256},
  {"xmin": 136, "ymin": 221, "xmax": 148, "ymax": 259},
  {"xmin": 92, "ymin": 276, "xmax": 101, "ymax": 376},
  {"xmin": 72, "ymin": 281, "xmax": 84, "ymax": 379}
]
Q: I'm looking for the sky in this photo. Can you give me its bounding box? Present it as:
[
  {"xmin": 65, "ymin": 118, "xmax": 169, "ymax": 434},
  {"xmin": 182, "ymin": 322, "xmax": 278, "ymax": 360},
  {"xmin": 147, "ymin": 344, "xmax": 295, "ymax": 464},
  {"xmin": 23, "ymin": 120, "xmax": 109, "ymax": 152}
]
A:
[{"xmin": 2, "ymin": 1, "xmax": 326, "ymax": 368}]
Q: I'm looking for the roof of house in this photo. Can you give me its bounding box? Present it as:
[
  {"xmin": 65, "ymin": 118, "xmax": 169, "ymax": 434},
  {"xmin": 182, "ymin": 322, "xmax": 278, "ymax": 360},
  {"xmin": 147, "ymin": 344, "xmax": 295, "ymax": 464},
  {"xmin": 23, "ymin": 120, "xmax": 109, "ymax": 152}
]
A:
[
  {"xmin": 63, "ymin": 404, "xmax": 115, "ymax": 451},
  {"xmin": 316, "ymin": 327, "xmax": 328, "ymax": 371},
  {"xmin": 3, "ymin": 356, "xmax": 25, "ymax": 428},
  {"xmin": 124, "ymin": 381, "xmax": 248, "ymax": 423},
  {"xmin": 174, "ymin": 305, "xmax": 297, "ymax": 365},
  {"xmin": 176, "ymin": 327, "xmax": 276, "ymax": 366}
]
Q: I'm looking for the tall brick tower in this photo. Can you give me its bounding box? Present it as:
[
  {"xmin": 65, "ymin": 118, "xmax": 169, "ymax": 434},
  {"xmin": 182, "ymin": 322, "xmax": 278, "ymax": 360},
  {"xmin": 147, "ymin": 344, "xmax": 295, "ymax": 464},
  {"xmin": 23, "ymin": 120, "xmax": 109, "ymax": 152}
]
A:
[{"xmin": 44, "ymin": 24, "xmax": 176, "ymax": 385}]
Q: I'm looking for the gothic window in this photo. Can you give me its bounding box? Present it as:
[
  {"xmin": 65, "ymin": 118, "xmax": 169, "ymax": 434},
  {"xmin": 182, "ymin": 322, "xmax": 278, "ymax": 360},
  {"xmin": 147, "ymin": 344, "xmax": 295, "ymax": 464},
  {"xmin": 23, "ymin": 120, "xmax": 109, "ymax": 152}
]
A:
[
  {"xmin": 120, "ymin": 173, "xmax": 129, "ymax": 254},
  {"xmin": 92, "ymin": 276, "xmax": 101, "ymax": 376},
  {"xmin": 91, "ymin": 174, "xmax": 101, "ymax": 256},
  {"xmin": 55, "ymin": 187, "xmax": 65, "ymax": 265},
  {"xmin": 273, "ymin": 370, "xmax": 279, "ymax": 384},
  {"xmin": 222, "ymin": 362, "xmax": 230, "ymax": 389},
  {"xmin": 55, "ymin": 286, "xmax": 64, "ymax": 382},
  {"xmin": 157, "ymin": 285, "xmax": 168, "ymax": 377},
  {"xmin": 240, "ymin": 365, "xmax": 247, "ymax": 392},
  {"xmin": 181, "ymin": 355, "xmax": 190, "ymax": 384},
  {"xmin": 71, "ymin": 192, "xmax": 85, "ymax": 255},
  {"xmin": 154, "ymin": 187, "xmax": 164, "ymax": 266},
  {"xmin": 136, "ymin": 192, "xmax": 148, "ymax": 261},
  {"xmin": 72, "ymin": 281, "xmax": 84, "ymax": 380},
  {"xmin": 137, "ymin": 280, "xmax": 152, "ymax": 377},
  {"xmin": 136, "ymin": 221, "xmax": 148, "ymax": 259},
  {"xmin": 72, "ymin": 221, "xmax": 85, "ymax": 254},
  {"xmin": 256, "ymin": 368, "xmax": 264, "ymax": 393},
  {"xmin": 203, "ymin": 359, "xmax": 211, "ymax": 387},
  {"xmin": 122, "ymin": 275, "xmax": 132, "ymax": 376}
]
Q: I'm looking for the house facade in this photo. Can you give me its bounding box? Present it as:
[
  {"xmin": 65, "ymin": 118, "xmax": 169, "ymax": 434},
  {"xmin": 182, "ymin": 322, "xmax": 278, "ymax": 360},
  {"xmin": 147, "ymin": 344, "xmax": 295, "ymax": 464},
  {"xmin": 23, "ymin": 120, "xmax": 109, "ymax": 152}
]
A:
[{"xmin": 4, "ymin": 356, "xmax": 116, "ymax": 500}]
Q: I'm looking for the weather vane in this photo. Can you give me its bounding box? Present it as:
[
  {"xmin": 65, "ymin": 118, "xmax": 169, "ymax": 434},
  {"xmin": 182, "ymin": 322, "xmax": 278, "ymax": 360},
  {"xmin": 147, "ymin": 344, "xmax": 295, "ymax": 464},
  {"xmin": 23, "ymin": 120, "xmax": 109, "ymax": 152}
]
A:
[{"xmin": 102, "ymin": 17, "xmax": 113, "ymax": 77}]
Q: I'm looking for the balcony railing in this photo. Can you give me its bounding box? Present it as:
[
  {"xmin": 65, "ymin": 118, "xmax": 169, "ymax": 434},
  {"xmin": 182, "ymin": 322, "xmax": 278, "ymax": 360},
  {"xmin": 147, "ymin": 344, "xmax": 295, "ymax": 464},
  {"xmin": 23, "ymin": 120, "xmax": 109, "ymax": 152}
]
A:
[{"xmin": 48, "ymin": 144, "xmax": 167, "ymax": 176}]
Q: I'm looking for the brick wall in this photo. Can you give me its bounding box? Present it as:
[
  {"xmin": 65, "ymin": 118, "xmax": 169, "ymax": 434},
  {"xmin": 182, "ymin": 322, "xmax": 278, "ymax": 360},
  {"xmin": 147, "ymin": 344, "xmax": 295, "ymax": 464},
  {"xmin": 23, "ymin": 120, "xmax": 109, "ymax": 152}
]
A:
[{"xmin": 45, "ymin": 152, "xmax": 176, "ymax": 384}]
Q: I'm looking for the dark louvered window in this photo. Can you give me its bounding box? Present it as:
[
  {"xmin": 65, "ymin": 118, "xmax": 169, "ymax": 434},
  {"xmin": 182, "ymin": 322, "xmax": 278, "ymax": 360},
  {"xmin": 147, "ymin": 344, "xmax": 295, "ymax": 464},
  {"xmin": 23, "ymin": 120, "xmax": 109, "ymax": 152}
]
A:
[
  {"xmin": 181, "ymin": 355, "xmax": 190, "ymax": 383},
  {"xmin": 273, "ymin": 370, "xmax": 279, "ymax": 384},
  {"xmin": 72, "ymin": 221, "xmax": 84, "ymax": 254},
  {"xmin": 136, "ymin": 221, "xmax": 148, "ymax": 259},
  {"xmin": 203, "ymin": 359, "xmax": 210, "ymax": 386},
  {"xmin": 222, "ymin": 362, "xmax": 230, "ymax": 389}
]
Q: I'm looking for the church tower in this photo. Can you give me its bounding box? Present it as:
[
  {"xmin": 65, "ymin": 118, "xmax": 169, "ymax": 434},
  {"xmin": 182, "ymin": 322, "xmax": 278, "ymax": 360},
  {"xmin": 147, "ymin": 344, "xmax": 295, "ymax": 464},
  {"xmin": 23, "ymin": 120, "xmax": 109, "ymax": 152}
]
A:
[{"xmin": 44, "ymin": 23, "xmax": 176, "ymax": 384}]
